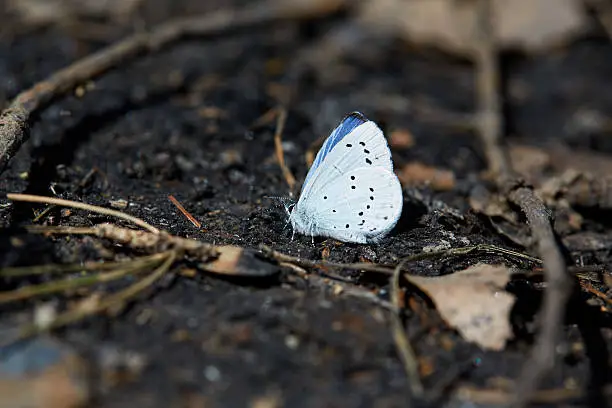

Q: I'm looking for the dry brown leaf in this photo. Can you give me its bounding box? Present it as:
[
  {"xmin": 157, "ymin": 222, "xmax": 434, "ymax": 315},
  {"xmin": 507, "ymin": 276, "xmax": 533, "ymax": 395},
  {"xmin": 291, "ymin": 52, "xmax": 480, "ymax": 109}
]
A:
[
  {"xmin": 200, "ymin": 246, "xmax": 279, "ymax": 277},
  {"xmin": 397, "ymin": 162, "xmax": 455, "ymax": 191},
  {"xmin": 359, "ymin": 0, "xmax": 588, "ymax": 54},
  {"xmin": 405, "ymin": 263, "xmax": 515, "ymax": 350},
  {"xmin": 548, "ymin": 144, "xmax": 612, "ymax": 176},
  {"xmin": 508, "ymin": 144, "xmax": 551, "ymax": 181},
  {"xmin": 509, "ymin": 142, "xmax": 612, "ymax": 182},
  {"xmin": 389, "ymin": 129, "xmax": 416, "ymax": 149}
]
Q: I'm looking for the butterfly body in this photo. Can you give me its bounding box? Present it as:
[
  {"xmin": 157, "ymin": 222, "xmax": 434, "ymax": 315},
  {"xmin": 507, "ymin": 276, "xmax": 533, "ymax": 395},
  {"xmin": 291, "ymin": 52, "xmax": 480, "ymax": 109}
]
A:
[{"xmin": 289, "ymin": 112, "xmax": 403, "ymax": 243}]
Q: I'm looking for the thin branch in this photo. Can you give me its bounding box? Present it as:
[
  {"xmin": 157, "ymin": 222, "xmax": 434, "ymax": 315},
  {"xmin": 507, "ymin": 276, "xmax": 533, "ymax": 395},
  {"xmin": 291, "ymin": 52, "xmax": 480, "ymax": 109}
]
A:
[
  {"xmin": 391, "ymin": 259, "xmax": 424, "ymax": 398},
  {"xmin": 0, "ymin": 1, "xmax": 347, "ymax": 173},
  {"xmin": 473, "ymin": 0, "xmax": 510, "ymax": 179},
  {"xmin": 280, "ymin": 261, "xmax": 394, "ymax": 310},
  {"xmin": 264, "ymin": 243, "xmax": 541, "ymax": 275},
  {"xmin": 507, "ymin": 186, "xmax": 574, "ymax": 405},
  {"xmin": 168, "ymin": 194, "xmax": 202, "ymax": 229},
  {"xmin": 472, "ymin": 1, "xmax": 573, "ymax": 405}
]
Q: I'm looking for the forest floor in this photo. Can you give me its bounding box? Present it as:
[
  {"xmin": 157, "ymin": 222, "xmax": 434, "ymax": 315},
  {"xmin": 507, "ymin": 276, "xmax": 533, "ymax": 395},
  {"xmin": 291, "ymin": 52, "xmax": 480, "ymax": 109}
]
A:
[{"xmin": 1, "ymin": 1, "xmax": 611, "ymax": 407}]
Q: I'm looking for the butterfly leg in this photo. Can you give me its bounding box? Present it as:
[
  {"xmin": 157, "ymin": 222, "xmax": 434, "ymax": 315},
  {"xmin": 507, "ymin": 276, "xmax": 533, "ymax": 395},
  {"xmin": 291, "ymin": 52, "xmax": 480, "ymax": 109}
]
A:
[
  {"xmin": 309, "ymin": 223, "xmax": 315, "ymax": 246},
  {"xmin": 283, "ymin": 216, "xmax": 291, "ymax": 232}
]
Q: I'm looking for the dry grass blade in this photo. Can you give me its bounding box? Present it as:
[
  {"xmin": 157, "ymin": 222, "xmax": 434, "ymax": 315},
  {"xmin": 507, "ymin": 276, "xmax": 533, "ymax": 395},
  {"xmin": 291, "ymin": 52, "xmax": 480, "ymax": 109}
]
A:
[
  {"xmin": 1, "ymin": 251, "xmax": 176, "ymax": 348},
  {"xmin": 0, "ymin": 253, "xmax": 169, "ymax": 303},
  {"xmin": 0, "ymin": 252, "xmax": 167, "ymax": 277},
  {"xmin": 390, "ymin": 259, "xmax": 424, "ymax": 398},
  {"xmin": 24, "ymin": 225, "xmax": 99, "ymax": 235},
  {"xmin": 101, "ymin": 250, "xmax": 177, "ymax": 310},
  {"xmin": 273, "ymin": 106, "xmax": 296, "ymax": 193},
  {"xmin": 7, "ymin": 193, "xmax": 159, "ymax": 233},
  {"xmin": 25, "ymin": 223, "xmax": 213, "ymax": 257}
]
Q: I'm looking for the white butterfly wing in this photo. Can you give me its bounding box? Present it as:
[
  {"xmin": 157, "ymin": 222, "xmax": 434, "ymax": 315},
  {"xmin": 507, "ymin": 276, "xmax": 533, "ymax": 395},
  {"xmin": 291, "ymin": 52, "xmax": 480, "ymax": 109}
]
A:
[
  {"xmin": 299, "ymin": 166, "xmax": 403, "ymax": 243},
  {"xmin": 299, "ymin": 120, "xmax": 394, "ymax": 203}
]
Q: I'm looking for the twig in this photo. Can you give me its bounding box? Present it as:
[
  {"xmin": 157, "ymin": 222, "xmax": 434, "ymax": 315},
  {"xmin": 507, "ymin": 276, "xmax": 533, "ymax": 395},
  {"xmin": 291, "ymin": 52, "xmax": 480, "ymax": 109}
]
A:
[
  {"xmin": 472, "ymin": 1, "xmax": 573, "ymax": 405},
  {"xmin": 473, "ymin": 0, "xmax": 510, "ymax": 179},
  {"xmin": 390, "ymin": 259, "xmax": 424, "ymax": 398},
  {"xmin": 265, "ymin": 243, "xmax": 541, "ymax": 275},
  {"xmin": 580, "ymin": 282, "xmax": 612, "ymax": 307},
  {"xmin": 273, "ymin": 107, "xmax": 296, "ymax": 193},
  {"xmin": 281, "ymin": 261, "xmax": 394, "ymax": 310},
  {"xmin": 23, "ymin": 216, "xmax": 541, "ymax": 275},
  {"xmin": 507, "ymin": 186, "xmax": 573, "ymax": 406},
  {"xmin": 0, "ymin": 1, "xmax": 347, "ymax": 173},
  {"xmin": 26, "ymin": 222, "xmax": 541, "ymax": 277},
  {"xmin": 456, "ymin": 383, "xmax": 600, "ymax": 405},
  {"xmin": 7, "ymin": 193, "xmax": 159, "ymax": 233},
  {"xmin": 0, "ymin": 188, "xmax": 564, "ymax": 367},
  {"xmin": 25, "ymin": 224, "xmax": 214, "ymax": 259},
  {"xmin": 168, "ymin": 194, "xmax": 202, "ymax": 228}
]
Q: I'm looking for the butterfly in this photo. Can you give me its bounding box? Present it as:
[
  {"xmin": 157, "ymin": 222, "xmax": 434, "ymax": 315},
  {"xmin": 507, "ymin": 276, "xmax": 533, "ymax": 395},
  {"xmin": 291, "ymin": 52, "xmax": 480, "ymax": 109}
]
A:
[{"xmin": 288, "ymin": 111, "xmax": 403, "ymax": 243}]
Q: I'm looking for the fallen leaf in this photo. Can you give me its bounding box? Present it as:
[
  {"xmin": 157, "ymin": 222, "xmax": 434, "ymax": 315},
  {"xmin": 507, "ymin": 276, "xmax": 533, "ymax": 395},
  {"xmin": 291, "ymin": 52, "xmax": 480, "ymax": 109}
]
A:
[
  {"xmin": 358, "ymin": 0, "xmax": 588, "ymax": 55},
  {"xmin": 509, "ymin": 142, "xmax": 612, "ymax": 183},
  {"xmin": 398, "ymin": 162, "xmax": 455, "ymax": 191},
  {"xmin": 321, "ymin": 246, "xmax": 331, "ymax": 260},
  {"xmin": 389, "ymin": 129, "xmax": 416, "ymax": 149},
  {"xmin": 405, "ymin": 263, "xmax": 515, "ymax": 350},
  {"xmin": 200, "ymin": 246, "xmax": 279, "ymax": 277},
  {"xmin": 508, "ymin": 144, "xmax": 551, "ymax": 181},
  {"xmin": 540, "ymin": 169, "xmax": 612, "ymax": 209},
  {"xmin": 468, "ymin": 185, "xmax": 532, "ymax": 246},
  {"xmin": 197, "ymin": 106, "xmax": 229, "ymax": 120}
]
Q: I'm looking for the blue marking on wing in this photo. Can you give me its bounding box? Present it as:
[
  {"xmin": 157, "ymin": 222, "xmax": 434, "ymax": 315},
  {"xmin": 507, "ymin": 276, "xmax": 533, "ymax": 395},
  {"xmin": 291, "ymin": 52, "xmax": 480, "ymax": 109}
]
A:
[{"xmin": 303, "ymin": 112, "xmax": 368, "ymax": 188}]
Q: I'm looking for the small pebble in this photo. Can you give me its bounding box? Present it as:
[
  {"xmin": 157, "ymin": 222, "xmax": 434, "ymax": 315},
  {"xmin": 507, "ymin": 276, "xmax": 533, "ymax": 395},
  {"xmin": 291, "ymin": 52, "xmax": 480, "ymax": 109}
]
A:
[{"xmin": 204, "ymin": 365, "xmax": 221, "ymax": 382}]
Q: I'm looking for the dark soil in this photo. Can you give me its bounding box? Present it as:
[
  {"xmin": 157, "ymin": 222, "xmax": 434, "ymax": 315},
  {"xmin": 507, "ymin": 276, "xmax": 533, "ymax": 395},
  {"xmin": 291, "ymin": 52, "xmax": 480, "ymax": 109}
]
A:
[{"xmin": 1, "ymin": 1, "xmax": 612, "ymax": 407}]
